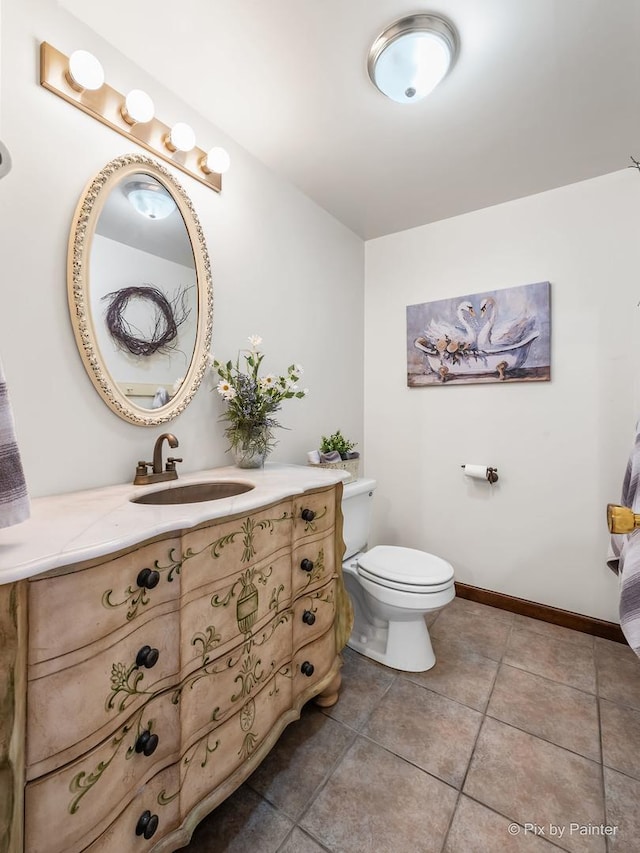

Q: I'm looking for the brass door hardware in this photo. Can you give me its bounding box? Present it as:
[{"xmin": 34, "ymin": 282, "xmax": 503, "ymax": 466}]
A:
[{"xmin": 607, "ymin": 503, "xmax": 640, "ymax": 534}]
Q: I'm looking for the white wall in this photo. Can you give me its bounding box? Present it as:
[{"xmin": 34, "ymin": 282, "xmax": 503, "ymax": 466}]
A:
[
  {"xmin": 0, "ymin": 0, "xmax": 364, "ymax": 497},
  {"xmin": 365, "ymin": 170, "xmax": 640, "ymax": 622}
]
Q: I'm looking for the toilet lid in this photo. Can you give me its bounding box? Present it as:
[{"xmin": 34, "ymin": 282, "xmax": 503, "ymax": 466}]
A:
[{"xmin": 357, "ymin": 545, "xmax": 454, "ymax": 588}]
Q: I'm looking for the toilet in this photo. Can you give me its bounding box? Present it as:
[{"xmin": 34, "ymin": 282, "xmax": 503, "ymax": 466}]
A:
[{"xmin": 341, "ymin": 478, "xmax": 455, "ymax": 672}]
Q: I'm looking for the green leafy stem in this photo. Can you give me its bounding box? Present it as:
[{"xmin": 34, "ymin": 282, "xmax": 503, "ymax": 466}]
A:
[
  {"xmin": 106, "ymin": 661, "xmax": 154, "ymax": 713},
  {"xmin": 157, "ymin": 733, "xmax": 221, "ymax": 806},
  {"xmin": 68, "ymin": 707, "xmax": 151, "ymax": 815}
]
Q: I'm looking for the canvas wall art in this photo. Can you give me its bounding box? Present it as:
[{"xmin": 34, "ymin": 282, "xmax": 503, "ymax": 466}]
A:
[{"xmin": 407, "ymin": 281, "xmax": 551, "ymax": 386}]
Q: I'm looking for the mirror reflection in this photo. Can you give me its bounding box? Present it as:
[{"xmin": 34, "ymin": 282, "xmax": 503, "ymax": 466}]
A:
[
  {"xmin": 68, "ymin": 154, "xmax": 212, "ymax": 426},
  {"xmin": 91, "ymin": 172, "xmax": 198, "ymax": 410}
]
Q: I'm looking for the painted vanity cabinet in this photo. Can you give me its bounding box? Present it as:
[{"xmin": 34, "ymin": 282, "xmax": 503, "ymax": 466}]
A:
[{"xmin": 0, "ymin": 480, "xmax": 351, "ymax": 853}]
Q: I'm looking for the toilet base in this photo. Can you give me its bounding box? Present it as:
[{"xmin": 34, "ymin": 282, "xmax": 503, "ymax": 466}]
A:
[{"xmin": 347, "ymin": 614, "xmax": 436, "ymax": 672}]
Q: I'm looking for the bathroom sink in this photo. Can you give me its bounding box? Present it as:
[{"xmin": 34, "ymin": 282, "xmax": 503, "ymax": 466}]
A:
[{"xmin": 131, "ymin": 481, "xmax": 254, "ymax": 505}]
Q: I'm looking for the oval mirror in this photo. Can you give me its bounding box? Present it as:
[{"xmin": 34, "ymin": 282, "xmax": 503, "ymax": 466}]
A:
[{"xmin": 68, "ymin": 153, "xmax": 213, "ymax": 425}]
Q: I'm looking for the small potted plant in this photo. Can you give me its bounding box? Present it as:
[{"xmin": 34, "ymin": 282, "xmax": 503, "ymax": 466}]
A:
[
  {"xmin": 311, "ymin": 430, "xmax": 360, "ymax": 482},
  {"xmin": 320, "ymin": 430, "xmax": 358, "ymax": 460}
]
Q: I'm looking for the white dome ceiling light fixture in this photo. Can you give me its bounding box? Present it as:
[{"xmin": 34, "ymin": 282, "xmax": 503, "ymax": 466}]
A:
[
  {"xmin": 367, "ymin": 14, "xmax": 458, "ymax": 104},
  {"xmin": 123, "ymin": 180, "xmax": 177, "ymax": 220}
]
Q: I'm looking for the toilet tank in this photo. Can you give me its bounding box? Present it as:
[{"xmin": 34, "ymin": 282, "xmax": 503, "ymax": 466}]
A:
[{"xmin": 341, "ymin": 478, "xmax": 377, "ymax": 559}]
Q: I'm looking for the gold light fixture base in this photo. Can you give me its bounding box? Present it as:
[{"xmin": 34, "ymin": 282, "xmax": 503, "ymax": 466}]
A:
[
  {"xmin": 607, "ymin": 503, "xmax": 640, "ymax": 534},
  {"xmin": 39, "ymin": 42, "xmax": 221, "ymax": 193}
]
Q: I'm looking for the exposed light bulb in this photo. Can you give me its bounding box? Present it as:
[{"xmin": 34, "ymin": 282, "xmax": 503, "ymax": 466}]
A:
[
  {"xmin": 121, "ymin": 89, "xmax": 155, "ymax": 125},
  {"xmin": 165, "ymin": 122, "xmax": 196, "ymax": 153},
  {"xmin": 201, "ymin": 147, "xmax": 230, "ymax": 175},
  {"xmin": 66, "ymin": 50, "xmax": 105, "ymax": 92}
]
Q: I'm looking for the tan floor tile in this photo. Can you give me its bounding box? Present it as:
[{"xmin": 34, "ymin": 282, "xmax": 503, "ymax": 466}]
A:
[
  {"xmin": 182, "ymin": 785, "xmax": 292, "ymax": 852},
  {"xmin": 247, "ymin": 705, "xmax": 354, "ymax": 818},
  {"xmin": 487, "ymin": 665, "xmax": 600, "ymax": 760},
  {"xmin": 604, "ymin": 766, "xmax": 640, "ymax": 852},
  {"xmin": 447, "ymin": 596, "xmax": 515, "ymax": 624},
  {"xmin": 512, "ymin": 615, "xmax": 595, "ymax": 650},
  {"xmin": 596, "ymin": 640, "xmax": 640, "ymax": 710},
  {"xmin": 504, "ymin": 627, "xmax": 596, "ymax": 693},
  {"xmin": 363, "ymin": 677, "xmax": 481, "ymax": 787},
  {"xmin": 600, "ymin": 698, "xmax": 640, "ymax": 780},
  {"xmin": 300, "ymin": 737, "xmax": 458, "ymax": 853},
  {"xmin": 463, "ymin": 718, "xmax": 606, "ymax": 853},
  {"xmin": 431, "ymin": 600, "xmax": 513, "ymax": 661},
  {"xmin": 444, "ymin": 795, "xmax": 559, "ymax": 852},
  {"xmin": 278, "ymin": 827, "xmax": 329, "ymax": 853},
  {"xmin": 321, "ymin": 646, "xmax": 395, "ymax": 730},
  {"xmin": 595, "ymin": 637, "xmax": 637, "ymax": 664},
  {"xmin": 406, "ymin": 638, "xmax": 499, "ymax": 711}
]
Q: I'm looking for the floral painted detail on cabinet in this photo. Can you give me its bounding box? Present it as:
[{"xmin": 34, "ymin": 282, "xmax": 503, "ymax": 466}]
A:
[{"xmin": 101, "ymin": 510, "xmax": 292, "ymax": 621}]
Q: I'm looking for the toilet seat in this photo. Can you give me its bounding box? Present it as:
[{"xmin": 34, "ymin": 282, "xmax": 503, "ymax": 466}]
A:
[{"xmin": 357, "ymin": 545, "xmax": 454, "ymax": 593}]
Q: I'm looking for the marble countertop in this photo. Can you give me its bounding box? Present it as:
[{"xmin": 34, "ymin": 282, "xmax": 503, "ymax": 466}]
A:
[{"xmin": 0, "ymin": 464, "xmax": 348, "ymax": 585}]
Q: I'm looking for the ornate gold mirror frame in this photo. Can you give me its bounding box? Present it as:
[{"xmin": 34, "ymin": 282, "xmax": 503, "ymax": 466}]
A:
[{"xmin": 68, "ymin": 153, "xmax": 213, "ymax": 425}]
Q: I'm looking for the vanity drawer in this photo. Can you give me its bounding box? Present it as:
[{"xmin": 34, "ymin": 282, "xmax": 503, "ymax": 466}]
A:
[
  {"xmin": 179, "ymin": 499, "xmax": 293, "ymax": 597},
  {"xmin": 179, "ymin": 596, "xmax": 293, "ymax": 743},
  {"xmin": 83, "ymin": 763, "xmax": 180, "ymax": 853},
  {"xmin": 292, "ymin": 628, "xmax": 337, "ymax": 702},
  {"xmin": 178, "ymin": 672, "xmax": 294, "ymax": 822},
  {"xmin": 292, "ymin": 533, "xmax": 336, "ymax": 598},
  {"xmin": 293, "ymin": 579, "xmax": 336, "ymax": 652},
  {"xmin": 179, "ymin": 550, "xmax": 292, "ymax": 680},
  {"xmin": 292, "ymin": 487, "xmax": 336, "ymax": 543},
  {"xmin": 25, "ymin": 690, "xmax": 180, "ymax": 853},
  {"xmin": 28, "ymin": 535, "xmax": 182, "ymax": 664},
  {"xmin": 27, "ymin": 611, "xmax": 180, "ymax": 775}
]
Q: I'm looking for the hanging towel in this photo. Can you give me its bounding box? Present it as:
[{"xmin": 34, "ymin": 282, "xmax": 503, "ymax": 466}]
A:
[
  {"xmin": 0, "ymin": 357, "xmax": 29, "ymax": 529},
  {"xmin": 608, "ymin": 423, "xmax": 640, "ymax": 656}
]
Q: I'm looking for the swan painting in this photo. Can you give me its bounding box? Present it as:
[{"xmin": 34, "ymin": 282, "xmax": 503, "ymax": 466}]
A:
[{"xmin": 407, "ymin": 281, "xmax": 550, "ymax": 386}]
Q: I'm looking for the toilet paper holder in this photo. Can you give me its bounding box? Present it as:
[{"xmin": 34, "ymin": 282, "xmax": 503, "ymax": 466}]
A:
[{"xmin": 460, "ymin": 464, "xmax": 499, "ymax": 484}]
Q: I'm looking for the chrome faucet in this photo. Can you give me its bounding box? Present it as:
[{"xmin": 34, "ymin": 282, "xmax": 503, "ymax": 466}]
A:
[{"xmin": 133, "ymin": 433, "xmax": 183, "ymax": 485}]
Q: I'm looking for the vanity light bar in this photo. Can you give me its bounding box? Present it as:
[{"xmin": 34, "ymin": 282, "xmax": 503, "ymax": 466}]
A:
[{"xmin": 39, "ymin": 42, "xmax": 224, "ymax": 193}]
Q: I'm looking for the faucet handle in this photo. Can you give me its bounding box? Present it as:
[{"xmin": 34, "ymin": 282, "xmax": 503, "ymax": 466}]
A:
[
  {"xmin": 166, "ymin": 457, "xmax": 183, "ymax": 472},
  {"xmin": 136, "ymin": 461, "xmax": 152, "ymax": 475}
]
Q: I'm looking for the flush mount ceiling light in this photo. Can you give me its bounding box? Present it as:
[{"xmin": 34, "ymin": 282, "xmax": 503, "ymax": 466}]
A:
[
  {"xmin": 368, "ymin": 13, "xmax": 458, "ymax": 104},
  {"xmin": 124, "ymin": 180, "xmax": 177, "ymax": 220}
]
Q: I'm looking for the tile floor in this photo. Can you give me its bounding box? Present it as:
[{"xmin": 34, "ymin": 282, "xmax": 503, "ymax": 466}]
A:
[{"xmin": 180, "ymin": 597, "xmax": 640, "ymax": 853}]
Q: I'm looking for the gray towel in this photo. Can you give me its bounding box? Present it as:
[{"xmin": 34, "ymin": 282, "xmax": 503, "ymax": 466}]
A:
[
  {"xmin": 608, "ymin": 423, "xmax": 640, "ymax": 655},
  {"xmin": 0, "ymin": 357, "xmax": 29, "ymax": 529}
]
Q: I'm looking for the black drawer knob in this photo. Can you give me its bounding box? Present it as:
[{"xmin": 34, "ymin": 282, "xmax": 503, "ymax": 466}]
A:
[
  {"xmin": 300, "ymin": 558, "xmax": 314, "ymax": 573},
  {"xmin": 135, "ymin": 729, "xmax": 159, "ymax": 756},
  {"xmin": 136, "ymin": 645, "xmax": 159, "ymax": 669},
  {"xmin": 302, "ymin": 610, "xmax": 316, "ymax": 626},
  {"xmin": 301, "ymin": 508, "xmax": 316, "ymax": 522},
  {"xmin": 136, "ymin": 568, "xmax": 160, "ymax": 590},
  {"xmin": 301, "ymin": 661, "xmax": 314, "ymax": 677},
  {"xmin": 135, "ymin": 810, "xmax": 159, "ymax": 840}
]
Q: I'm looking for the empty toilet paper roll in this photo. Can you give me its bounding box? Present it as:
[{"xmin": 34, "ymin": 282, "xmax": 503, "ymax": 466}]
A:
[{"xmin": 463, "ymin": 464, "xmax": 490, "ymax": 481}]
